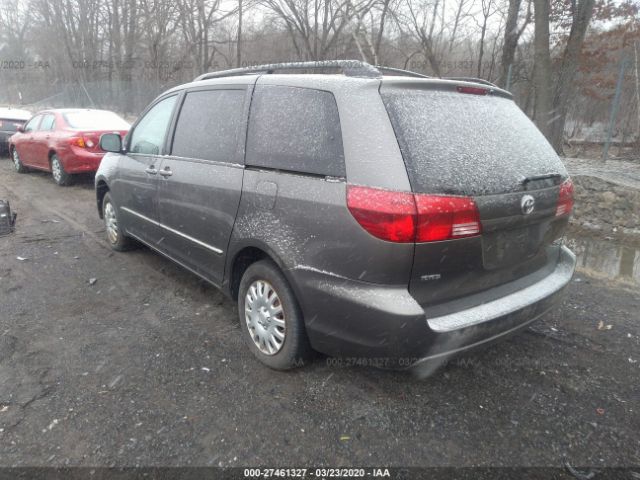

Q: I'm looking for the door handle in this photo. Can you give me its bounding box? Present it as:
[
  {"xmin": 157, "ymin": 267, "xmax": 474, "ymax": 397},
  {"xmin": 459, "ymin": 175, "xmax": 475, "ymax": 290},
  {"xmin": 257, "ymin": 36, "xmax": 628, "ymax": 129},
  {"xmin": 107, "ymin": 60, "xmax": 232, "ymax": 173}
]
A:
[
  {"xmin": 158, "ymin": 167, "xmax": 173, "ymax": 177},
  {"xmin": 145, "ymin": 167, "xmax": 158, "ymax": 175}
]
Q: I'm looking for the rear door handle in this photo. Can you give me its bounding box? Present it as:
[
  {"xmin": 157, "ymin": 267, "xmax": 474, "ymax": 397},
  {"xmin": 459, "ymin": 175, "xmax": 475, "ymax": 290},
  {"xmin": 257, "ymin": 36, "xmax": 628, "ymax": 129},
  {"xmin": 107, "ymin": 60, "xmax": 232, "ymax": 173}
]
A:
[
  {"xmin": 158, "ymin": 167, "xmax": 173, "ymax": 177},
  {"xmin": 145, "ymin": 167, "xmax": 158, "ymax": 175}
]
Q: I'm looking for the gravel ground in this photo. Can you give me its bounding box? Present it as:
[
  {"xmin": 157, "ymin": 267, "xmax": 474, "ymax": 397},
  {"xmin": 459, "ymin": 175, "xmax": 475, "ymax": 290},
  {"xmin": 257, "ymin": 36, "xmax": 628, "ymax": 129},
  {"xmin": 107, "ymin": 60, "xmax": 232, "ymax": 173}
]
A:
[{"xmin": 0, "ymin": 158, "xmax": 639, "ymax": 470}]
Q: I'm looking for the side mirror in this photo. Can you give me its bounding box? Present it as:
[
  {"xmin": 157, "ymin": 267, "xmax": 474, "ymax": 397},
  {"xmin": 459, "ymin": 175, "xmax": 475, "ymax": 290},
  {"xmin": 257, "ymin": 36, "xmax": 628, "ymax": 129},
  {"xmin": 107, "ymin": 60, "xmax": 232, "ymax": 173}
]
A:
[
  {"xmin": 99, "ymin": 133, "xmax": 122, "ymax": 153},
  {"xmin": 17, "ymin": 126, "xmax": 24, "ymax": 133}
]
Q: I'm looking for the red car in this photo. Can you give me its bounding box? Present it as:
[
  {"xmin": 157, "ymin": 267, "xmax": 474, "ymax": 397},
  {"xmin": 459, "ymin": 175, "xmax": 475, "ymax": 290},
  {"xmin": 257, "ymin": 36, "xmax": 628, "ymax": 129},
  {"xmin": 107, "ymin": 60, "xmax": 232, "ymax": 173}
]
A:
[{"xmin": 9, "ymin": 109, "xmax": 130, "ymax": 186}]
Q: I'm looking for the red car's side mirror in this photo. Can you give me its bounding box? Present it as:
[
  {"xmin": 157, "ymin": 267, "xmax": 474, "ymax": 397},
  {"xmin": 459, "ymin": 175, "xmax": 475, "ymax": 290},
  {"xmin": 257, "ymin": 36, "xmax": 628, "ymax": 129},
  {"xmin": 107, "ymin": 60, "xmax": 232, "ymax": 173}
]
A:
[{"xmin": 17, "ymin": 125, "xmax": 24, "ymax": 133}]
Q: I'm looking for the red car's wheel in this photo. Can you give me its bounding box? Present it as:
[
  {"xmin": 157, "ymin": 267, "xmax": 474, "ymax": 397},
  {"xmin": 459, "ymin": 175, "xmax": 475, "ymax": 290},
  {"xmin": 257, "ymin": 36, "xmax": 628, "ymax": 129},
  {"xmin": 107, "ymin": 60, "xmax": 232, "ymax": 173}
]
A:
[
  {"xmin": 12, "ymin": 148, "xmax": 28, "ymax": 174},
  {"xmin": 51, "ymin": 154, "xmax": 73, "ymax": 186}
]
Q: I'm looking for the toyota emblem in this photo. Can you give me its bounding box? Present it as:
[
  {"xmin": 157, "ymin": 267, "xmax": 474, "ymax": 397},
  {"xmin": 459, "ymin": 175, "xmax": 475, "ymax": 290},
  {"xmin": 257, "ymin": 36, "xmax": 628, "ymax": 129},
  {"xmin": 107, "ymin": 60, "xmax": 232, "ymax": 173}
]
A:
[{"xmin": 521, "ymin": 195, "xmax": 535, "ymax": 215}]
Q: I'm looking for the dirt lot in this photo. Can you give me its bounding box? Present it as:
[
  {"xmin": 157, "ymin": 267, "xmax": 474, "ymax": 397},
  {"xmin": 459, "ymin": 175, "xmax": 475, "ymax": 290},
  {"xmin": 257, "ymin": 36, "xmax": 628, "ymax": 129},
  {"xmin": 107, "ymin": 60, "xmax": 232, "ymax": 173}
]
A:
[{"xmin": 0, "ymin": 158, "xmax": 639, "ymax": 471}]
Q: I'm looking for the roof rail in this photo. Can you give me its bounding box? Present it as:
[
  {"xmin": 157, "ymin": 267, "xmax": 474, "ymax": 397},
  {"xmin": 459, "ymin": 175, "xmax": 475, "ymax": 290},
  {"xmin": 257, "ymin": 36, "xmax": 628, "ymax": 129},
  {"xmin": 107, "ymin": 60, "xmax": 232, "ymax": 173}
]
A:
[
  {"xmin": 375, "ymin": 66, "xmax": 431, "ymax": 79},
  {"xmin": 194, "ymin": 60, "xmax": 382, "ymax": 81},
  {"xmin": 444, "ymin": 76, "xmax": 499, "ymax": 88}
]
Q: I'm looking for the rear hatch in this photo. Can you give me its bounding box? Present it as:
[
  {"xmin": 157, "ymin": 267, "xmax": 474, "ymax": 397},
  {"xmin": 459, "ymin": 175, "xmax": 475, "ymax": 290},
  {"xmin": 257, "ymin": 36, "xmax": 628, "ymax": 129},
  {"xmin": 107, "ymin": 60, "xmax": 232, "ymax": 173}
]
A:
[{"xmin": 380, "ymin": 80, "xmax": 572, "ymax": 311}]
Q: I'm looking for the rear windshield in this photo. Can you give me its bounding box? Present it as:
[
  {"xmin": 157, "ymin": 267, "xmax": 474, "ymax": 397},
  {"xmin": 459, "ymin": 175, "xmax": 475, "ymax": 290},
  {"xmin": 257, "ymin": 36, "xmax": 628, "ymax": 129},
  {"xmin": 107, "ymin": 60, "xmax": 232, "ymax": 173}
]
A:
[
  {"xmin": 381, "ymin": 88, "xmax": 567, "ymax": 196},
  {"xmin": 63, "ymin": 111, "xmax": 130, "ymax": 130},
  {"xmin": 0, "ymin": 119, "xmax": 26, "ymax": 132}
]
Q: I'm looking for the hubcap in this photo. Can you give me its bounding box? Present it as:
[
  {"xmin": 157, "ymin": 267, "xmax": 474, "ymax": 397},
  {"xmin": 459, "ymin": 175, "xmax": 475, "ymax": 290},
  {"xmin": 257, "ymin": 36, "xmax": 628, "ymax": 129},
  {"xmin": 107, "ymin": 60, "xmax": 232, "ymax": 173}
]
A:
[
  {"xmin": 52, "ymin": 158, "xmax": 62, "ymax": 182},
  {"xmin": 245, "ymin": 280, "xmax": 286, "ymax": 355},
  {"xmin": 104, "ymin": 202, "xmax": 118, "ymax": 244},
  {"xmin": 12, "ymin": 150, "xmax": 20, "ymax": 170}
]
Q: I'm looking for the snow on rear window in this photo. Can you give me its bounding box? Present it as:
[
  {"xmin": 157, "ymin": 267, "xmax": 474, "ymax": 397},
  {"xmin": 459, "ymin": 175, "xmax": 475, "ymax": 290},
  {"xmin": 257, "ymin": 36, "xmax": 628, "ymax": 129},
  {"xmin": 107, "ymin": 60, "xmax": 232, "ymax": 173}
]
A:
[
  {"xmin": 63, "ymin": 111, "xmax": 130, "ymax": 130},
  {"xmin": 381, "ymin": 89, "xmax": 566, "ymax": 196}
]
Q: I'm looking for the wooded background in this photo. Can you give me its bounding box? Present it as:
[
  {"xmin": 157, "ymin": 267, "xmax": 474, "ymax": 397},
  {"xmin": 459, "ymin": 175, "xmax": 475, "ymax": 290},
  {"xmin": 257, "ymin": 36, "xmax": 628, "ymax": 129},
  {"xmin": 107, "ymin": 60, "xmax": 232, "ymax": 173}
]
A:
[{"xmin": 0, "ymin": 0, "xmax": 638, "ymax": 156}]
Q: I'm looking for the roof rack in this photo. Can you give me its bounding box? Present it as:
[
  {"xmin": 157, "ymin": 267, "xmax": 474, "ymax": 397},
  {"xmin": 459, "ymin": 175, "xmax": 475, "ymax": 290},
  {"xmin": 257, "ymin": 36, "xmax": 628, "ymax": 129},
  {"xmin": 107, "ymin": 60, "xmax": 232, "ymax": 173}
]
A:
[
  {"xmin": 194, "ymin": 60, "xmax": 382, "ymax": 81},
  {"xmin": 194, "ymin": 61, "xmax": 497, "ymax": 88},
  {"xmin": 444, "ymin": 76, "xmax": 498, "ymax": 88}
]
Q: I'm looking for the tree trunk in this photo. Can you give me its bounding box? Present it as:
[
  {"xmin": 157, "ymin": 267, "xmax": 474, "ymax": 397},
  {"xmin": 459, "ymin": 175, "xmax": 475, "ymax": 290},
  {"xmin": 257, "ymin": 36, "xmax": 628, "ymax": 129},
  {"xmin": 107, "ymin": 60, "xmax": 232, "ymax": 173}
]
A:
[
  {"xmin": 549, "ymin": 0, "xmax": 596, "ymax": 154},
  {"xmin": 237, "ymin": 0, "xmax": 242, "ymax": 67},
  {"xmin": 533, "ymin": 0, "xmax": 552, "ymax": 141},
  {"xmin": 499, "ymin": 0, "xmax": 522, "ymax": 88}
]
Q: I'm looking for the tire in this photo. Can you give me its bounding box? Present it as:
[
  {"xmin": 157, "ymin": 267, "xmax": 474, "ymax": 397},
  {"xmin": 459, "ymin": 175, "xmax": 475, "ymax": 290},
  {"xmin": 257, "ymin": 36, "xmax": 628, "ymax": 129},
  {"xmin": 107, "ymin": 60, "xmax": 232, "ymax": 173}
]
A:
[
  {"xmin": 102, "ymin": 192, "xmax": 134, "ymax": 251},
  {"xmin": 12, "ymin": 148, "xmax": 28, "ymax": 173},
  {"xmin": 51, "ymin": 154, "xmax": 73, "ymax": 186},
  {"xmin": 238, "ymin": 260, "xmax": 313, "ymax": 370}
]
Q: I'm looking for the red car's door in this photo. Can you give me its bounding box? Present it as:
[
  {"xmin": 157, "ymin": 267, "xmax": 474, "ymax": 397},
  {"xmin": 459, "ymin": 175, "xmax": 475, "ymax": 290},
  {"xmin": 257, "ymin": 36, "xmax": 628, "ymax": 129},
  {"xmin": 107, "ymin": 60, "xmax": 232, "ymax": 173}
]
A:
[
  {"xmin": 32, "ymin": 113, "xmax": 56, "ymax": 169},
  {"xmin": 15, "ymin": 114, "xmax": 43, "ymax": 166}
]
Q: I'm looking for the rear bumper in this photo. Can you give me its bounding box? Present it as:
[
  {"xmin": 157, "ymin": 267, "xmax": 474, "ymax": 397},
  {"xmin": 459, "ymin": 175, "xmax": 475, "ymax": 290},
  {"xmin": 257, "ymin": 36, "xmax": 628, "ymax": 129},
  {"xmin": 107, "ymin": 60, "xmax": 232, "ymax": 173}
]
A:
[
  {"xmin": 293, "ymin": 246, "xmax": 576, "ymax": 368},
  {"xmin": 59, "ymin": 147, "xmax": 105, "ymax": 173}
]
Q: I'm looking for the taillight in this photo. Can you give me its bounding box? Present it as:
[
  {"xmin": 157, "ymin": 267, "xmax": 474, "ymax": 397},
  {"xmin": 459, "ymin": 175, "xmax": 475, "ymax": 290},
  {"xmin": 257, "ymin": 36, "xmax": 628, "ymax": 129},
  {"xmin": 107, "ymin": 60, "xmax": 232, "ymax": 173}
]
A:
[
  {"xmin": 70, "ymin": 137, "xmax": 86, "ymax": 148},
  {"xmin": 69, "ymin": 136, "xmax": 96, "ymax": 148},
  {"xmin": 456, "ymin": 86, "xmax": 488, "ymax": 95},
  {"xmin": 346, "ymin": 185, "xmax": 481, "ymax": 243},
  {"xmin": 414, "ymin": 195, "xmax": 481, "ymax": 242},
  {"xmin": 347, "ymin": 185, "xmax": 416, "ymax": 242},
  {"xmin": 556, "ymin": 178, "xmax": 574, "ymax": 217}
]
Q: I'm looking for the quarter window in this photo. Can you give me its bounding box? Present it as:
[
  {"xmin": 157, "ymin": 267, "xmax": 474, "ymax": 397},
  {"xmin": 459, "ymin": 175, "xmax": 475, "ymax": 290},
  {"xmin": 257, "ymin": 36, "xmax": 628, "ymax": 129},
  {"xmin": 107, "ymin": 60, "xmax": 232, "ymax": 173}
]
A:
[
  {"xmin": 129, "ymin": 95, "xmax": 177, "ymax": 155},
  {"xmin": 246, "ymin": 85, "xmax": 345, "ymax": 177},
  {"xmin": 171, "ymin": 89, "xmax": 245, "ymax": 162}
]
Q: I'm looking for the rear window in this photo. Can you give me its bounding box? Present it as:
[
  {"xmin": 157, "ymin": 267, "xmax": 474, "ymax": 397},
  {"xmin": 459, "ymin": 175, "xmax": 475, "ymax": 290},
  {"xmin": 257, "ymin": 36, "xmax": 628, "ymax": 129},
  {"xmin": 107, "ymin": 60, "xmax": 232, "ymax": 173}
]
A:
[
  {"xmin": 0, "ymin": 119, "xmax": 26, "ymax": 132},
  {"xmin": 381, "ymin": 88, "xmax": 566, "ymax": 196},
  {"xmin": 63, "ymin": 111, "xmax": 130, "ymax": 130},
  {"xmin": 246, "ymin": 85, "xmax": 345, "ymax": 177}
]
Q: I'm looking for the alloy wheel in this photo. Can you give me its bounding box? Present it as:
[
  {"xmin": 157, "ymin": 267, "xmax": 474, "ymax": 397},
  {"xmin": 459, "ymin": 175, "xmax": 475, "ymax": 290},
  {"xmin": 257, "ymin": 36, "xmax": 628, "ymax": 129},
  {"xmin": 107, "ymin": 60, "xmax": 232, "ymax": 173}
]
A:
[
  {"xmin": 51, "ymin": 157, "xmax": 62, "ymax": 183},
  {"xmin": 12, "ymin": 149, "xmax": 21, "ymax": 171}
]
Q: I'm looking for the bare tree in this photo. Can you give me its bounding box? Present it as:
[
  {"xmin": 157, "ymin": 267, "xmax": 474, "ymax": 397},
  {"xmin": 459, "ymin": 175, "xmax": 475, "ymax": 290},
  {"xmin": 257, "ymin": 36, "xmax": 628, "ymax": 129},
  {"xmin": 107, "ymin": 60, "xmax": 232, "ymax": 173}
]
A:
[
  {"xmin": 498, "ymin": 0, "xmax": 531, "ymax": 88},
  {"xmin": 533, "ymin": 0, "xmax": 552, "ymax": 139},
  {"xmin": 404, "ymin": 0, "xmax": 443, "ymax": 76},
  {"xmin": 548, "ymin": 0, "xmax": 596, "ymax": 152}
]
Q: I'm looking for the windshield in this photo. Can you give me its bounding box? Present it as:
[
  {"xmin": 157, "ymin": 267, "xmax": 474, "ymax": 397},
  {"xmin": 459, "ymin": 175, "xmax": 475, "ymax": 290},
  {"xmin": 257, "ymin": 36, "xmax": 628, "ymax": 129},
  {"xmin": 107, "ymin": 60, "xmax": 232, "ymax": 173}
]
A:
[
  {"xmin": 63, "ymin": 111, "xmax": 130, "ymax": 130},
  {"xmin": 381, "ymin": 88, "xmax": 567, "ymax": 196}
]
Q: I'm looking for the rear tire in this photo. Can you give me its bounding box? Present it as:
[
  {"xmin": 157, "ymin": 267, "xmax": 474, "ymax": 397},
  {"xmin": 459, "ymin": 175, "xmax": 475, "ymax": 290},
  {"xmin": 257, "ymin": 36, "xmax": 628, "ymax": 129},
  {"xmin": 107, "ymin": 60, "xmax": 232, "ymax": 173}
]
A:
[
  {"xmin": 51, "ymin": 154, "xmax": 73, "ymax": 186},
  {"xmin": 12, "ymin": 148, "xmax": 28, "ymax": 173},
  {"xmin": 102, "ymin": 192, "xmax": 134, "ymax": 251},
  {"xmin": 238, "ymin": 260, "xmax": 313, "ymax": 370}
]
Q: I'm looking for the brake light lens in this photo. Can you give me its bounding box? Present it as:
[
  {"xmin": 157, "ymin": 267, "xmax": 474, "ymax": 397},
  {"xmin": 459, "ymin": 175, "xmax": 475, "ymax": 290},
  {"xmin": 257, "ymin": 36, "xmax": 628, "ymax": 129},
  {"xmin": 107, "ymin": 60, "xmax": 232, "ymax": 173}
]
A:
[
  {"xmin": 456, "ymin": 86, "xmax": 488, "ymax": 95},
  {"xmin": 70, "ymin": 137, "xmax": 86, "ymax": 148},
  {"xmin": 414, "ymin": 195, "xmax": 481, "ymax": 242},
  {"xmin": 347, "ymin": 186, "xmax": 417, "ymax": 242},
  {"xmin": 347, "ymin": 185, "xmax": 481, "ymax": 243},
  {"xmin": 556, "ymin": 178, "xmax": 574, "ymax": 217}
]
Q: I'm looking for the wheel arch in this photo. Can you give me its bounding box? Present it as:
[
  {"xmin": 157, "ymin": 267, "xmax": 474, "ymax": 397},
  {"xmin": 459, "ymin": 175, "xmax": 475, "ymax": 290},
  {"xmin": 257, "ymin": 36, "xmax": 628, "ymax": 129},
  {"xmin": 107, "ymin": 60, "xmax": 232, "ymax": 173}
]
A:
[
  {"xmin": 225, "ymin": 240, "xmax": 297, "ymax": 302},
  {"xmin": 96, "ymin": 179, "xmax": 110, "ymax": 219}
]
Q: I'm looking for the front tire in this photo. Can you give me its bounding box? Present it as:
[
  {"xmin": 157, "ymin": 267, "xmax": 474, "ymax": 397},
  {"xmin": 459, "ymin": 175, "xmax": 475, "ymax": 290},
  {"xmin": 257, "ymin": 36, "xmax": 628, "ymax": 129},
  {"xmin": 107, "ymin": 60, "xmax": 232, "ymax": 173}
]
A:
[
  {"xmin": 51, "ymin": 154, "xmax": 73, "ymax": 186},
  {"xmin": 12, "ymin": 148, "xmax": 28, "ymax": 173},
  {"xmin": 238, "ymin": 260, "xmax": 313, "ymax": 370},
  {"xmin": 102, "ymin": 192, "xmax": 134, "ymax": 251}
]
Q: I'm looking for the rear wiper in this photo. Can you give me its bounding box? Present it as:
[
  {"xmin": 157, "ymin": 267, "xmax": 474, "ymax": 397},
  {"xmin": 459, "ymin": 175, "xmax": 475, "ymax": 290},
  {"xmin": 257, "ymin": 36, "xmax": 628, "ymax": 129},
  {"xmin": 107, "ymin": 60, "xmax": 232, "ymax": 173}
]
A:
[{"xmin": 521, "ymin": 173, "xmax": 562, "ymax": 185}]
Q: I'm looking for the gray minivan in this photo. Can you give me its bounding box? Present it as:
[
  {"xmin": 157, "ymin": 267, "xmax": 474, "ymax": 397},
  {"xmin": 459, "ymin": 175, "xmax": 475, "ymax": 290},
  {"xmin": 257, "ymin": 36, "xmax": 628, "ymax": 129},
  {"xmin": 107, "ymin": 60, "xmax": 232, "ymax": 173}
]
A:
[{"xmin": 96, "ymin": 61, "xmax": 576, "ymax": 372}]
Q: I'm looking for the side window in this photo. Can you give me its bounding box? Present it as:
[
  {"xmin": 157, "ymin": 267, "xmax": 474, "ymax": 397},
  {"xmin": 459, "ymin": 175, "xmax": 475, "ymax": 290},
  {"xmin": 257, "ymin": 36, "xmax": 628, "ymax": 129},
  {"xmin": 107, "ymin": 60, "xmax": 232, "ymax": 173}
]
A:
[
  {"xmin": 129, "ymin": 95, "xmax": 177, "ymax": 155},
  {"xmin": 39, "ymin": 114, "xmax": 56, "ymax": 131},
  {"xmin": 245, "ymin": 85, "xmax": 345, "ymax": 177},
  {"xmin": 24, "ymin": 115, "xmax": 42, "ymax": 132},
  {"xmin": 171, "ymin": 89, "xmax": 245, "ymax": 162}
]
